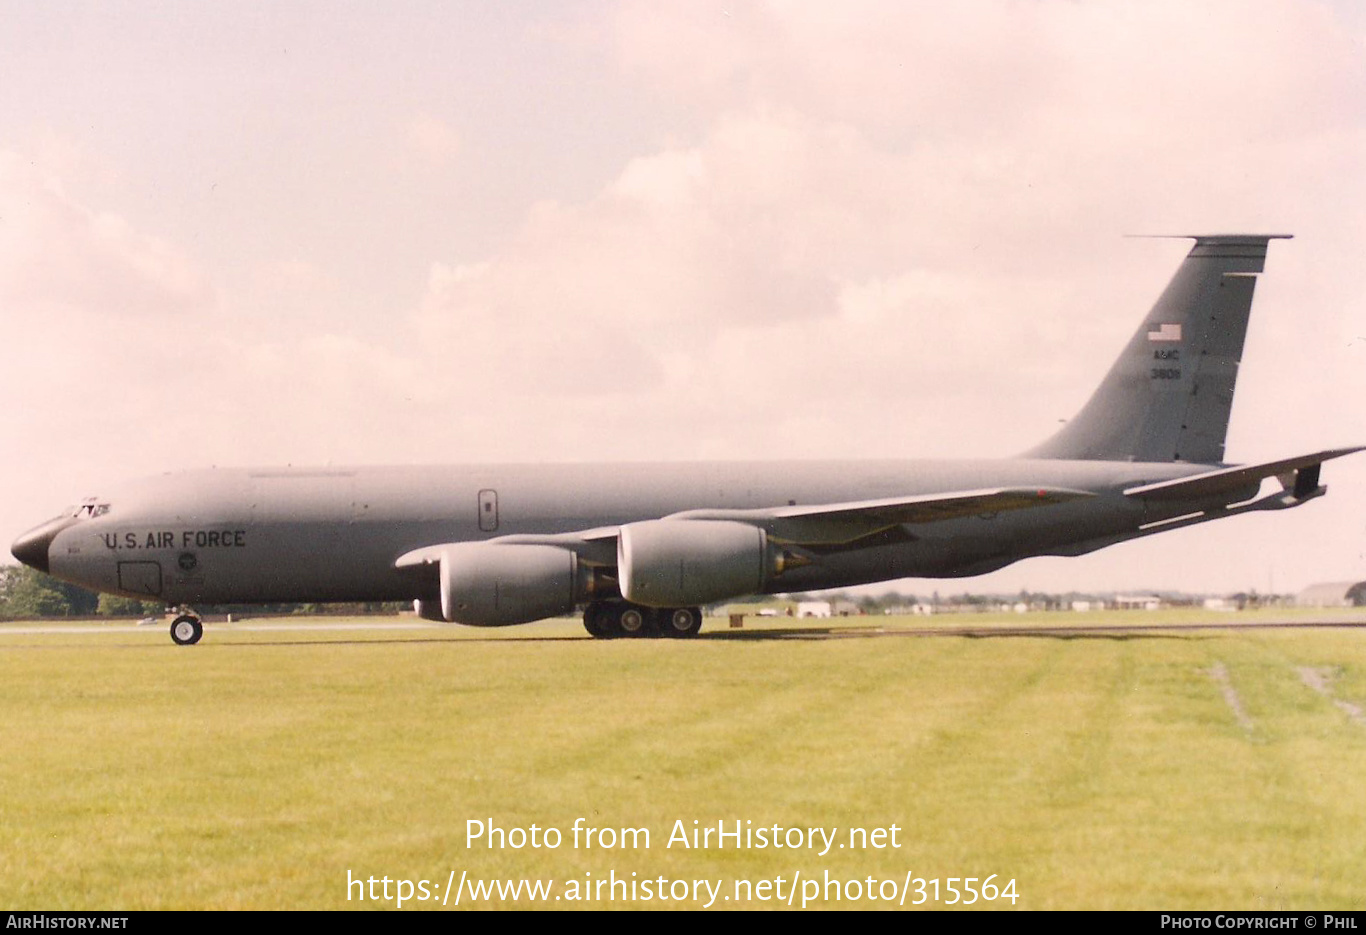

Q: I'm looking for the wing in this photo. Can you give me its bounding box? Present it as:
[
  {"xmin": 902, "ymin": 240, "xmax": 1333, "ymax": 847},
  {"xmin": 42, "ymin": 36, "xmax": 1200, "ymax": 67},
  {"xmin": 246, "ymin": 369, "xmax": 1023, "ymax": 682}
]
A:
[
  {"xmin": 394, "ymin": 484, "xmax": 1096, "ymax": 622},
  {"xmin": 396, "ymin": 485, "xmax": 1096, "ymax": 569},
  {"xmin": 661, "ymin": 486, "xmax": 1095, "ymax": 545}
]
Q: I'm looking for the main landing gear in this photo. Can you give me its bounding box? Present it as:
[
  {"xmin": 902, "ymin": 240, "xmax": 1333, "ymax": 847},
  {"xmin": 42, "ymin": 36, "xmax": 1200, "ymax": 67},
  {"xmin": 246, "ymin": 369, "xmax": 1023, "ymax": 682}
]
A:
[
  {"xmin": 583, "ymin": 601, "xmax": 702, "ymax": 639},
  {"xmin": 169, "ymin": 609, "xmax": 203, "ymax": 646}
]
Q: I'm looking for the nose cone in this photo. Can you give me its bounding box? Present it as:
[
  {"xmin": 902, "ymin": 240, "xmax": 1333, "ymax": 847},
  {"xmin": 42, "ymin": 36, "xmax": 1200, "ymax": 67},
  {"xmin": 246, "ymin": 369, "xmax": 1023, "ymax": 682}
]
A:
[{"xmin": 11, "ymin": 517, "xmax": 72, "ymax": 574}]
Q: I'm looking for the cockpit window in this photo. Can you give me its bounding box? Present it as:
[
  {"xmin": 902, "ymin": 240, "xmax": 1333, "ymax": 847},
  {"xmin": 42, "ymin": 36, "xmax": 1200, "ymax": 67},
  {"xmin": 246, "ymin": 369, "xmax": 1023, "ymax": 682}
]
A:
[{"xmin": 70, "ymin": 499, "xmax": 110, "ymax": 519}]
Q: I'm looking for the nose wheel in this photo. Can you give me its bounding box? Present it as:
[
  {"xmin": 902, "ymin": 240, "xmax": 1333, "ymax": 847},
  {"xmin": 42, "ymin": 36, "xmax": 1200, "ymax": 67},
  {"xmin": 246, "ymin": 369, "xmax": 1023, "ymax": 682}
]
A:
[{"xmin": 170, "ymin": 613, "xmax": 203, "ymax": 646}]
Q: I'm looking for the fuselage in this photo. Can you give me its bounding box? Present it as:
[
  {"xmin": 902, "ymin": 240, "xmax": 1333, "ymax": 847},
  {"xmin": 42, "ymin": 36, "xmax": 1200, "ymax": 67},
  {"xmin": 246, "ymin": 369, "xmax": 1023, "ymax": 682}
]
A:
[
  {"xmin": 11, "ymin": 235, "xmax": 1345, "ymax": 643},
  {"xmin": 23, "ymin": 457, "xmax": 1220, "ymax": 608}
]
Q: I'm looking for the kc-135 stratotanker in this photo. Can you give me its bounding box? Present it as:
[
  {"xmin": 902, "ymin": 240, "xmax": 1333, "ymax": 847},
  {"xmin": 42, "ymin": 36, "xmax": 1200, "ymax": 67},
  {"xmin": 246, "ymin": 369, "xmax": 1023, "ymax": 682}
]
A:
[{"xmin": 12, "ymin": 235, "xmax": 1361, "ymax": 644}]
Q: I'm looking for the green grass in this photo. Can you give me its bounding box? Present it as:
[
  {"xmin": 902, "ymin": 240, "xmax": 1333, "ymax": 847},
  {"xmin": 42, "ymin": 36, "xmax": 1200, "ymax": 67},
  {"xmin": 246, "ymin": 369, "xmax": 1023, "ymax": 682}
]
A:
[{"xmin": 1, "ymin": 612, "xmax": 1365, "ymax": 909}]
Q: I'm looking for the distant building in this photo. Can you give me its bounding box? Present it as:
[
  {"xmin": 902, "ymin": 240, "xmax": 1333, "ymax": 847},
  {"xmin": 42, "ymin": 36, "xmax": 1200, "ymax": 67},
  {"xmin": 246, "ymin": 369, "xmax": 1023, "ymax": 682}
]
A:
[
  {"xmin": 886, "ymin": 604, "xmax": 934, "ymax": 615},
  {"xmin": 1114, "ymin": 594, "xmax": 1162, "ymax": 611},
  {"xmin": 1296, "ymin": 582, "xmax": 1366, "ymax": 608},
  {"xmin": 797, "ymin": 601, "xmax": 832, "ymax": 618}
]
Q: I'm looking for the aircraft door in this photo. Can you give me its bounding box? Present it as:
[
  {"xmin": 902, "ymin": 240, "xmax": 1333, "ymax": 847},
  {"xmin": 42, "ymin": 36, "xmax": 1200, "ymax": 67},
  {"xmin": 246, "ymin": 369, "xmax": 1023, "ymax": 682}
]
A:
[
  {"xmin": 478, "ymin": 489, "xmax": 499, "ymax": 532},
  {"xmin": 118, "ymin": 560, "xmax": 163, "ymax": 597}
]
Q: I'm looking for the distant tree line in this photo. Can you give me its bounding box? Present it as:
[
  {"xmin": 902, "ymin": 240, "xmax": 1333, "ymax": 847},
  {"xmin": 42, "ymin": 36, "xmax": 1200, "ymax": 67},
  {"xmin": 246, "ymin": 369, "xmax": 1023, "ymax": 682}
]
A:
[{"xmin": 0, "ymin": 565, "xmax": 106, "ymax": 618}]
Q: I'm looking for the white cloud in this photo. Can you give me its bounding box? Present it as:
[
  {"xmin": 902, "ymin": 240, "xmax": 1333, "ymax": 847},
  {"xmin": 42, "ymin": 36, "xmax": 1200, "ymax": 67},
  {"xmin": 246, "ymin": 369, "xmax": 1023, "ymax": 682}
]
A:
[
  {"xmin": 404, "ymin": 113, "xmax": 461, "ymax": 168},
  {"xmin": 0, "ymin": 152, "xmax": 213, "ymax": 319}
]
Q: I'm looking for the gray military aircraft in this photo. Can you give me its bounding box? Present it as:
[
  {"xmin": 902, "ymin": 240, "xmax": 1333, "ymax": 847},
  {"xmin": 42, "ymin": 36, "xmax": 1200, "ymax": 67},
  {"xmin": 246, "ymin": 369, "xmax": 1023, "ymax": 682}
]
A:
[{"xmin": 11, "ymin": 234, "xmax": 1361, "ymax": 644}]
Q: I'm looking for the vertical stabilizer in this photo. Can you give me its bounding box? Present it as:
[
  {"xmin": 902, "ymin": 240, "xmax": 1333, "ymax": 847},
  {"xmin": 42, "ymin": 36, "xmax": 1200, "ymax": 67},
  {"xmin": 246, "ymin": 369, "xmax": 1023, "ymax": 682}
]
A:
[{"xmin": 1026, "ymin": 234, "xmax": 1291, "ymax": 464}]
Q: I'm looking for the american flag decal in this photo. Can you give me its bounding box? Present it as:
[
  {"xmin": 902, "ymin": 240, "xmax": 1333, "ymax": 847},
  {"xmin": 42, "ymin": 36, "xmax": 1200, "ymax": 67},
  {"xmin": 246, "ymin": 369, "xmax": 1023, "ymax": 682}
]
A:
[{"xmin": 1147, "ymin": 322, "xmax": 1182, "ymax": 342}]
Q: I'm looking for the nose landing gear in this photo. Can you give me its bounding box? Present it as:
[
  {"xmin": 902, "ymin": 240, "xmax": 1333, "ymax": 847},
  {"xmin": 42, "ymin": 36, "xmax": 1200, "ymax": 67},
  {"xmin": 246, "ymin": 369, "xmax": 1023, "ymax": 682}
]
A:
[{"xmin": 169, "ymin": 610, "xmax": 203, "ymax": 645}]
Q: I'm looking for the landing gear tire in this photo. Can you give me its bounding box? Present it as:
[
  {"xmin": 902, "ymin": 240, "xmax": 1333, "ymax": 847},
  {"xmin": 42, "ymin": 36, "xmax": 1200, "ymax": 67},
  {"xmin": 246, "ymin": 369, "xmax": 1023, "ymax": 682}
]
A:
[
  {"xmin": 584, "ymin": 602, "xmax": 615, "ymax": 639},
  {"xmin": 583, "ymin": 604, "xmax": 603, "ymax": 638},
  {"xmin": 584, "ymin": 602, "xmax": 660, "ymax": 639},
  {"xmin": 170, "ymin": 614, "xmax": 203, "ymax": 646},
  {"xmin": 659, "ymin": 607, "xmax": 702, "ymax": 639},
  {"xmin": 618, "ymin": 606, "xmax": 649, "ymax": 637}
]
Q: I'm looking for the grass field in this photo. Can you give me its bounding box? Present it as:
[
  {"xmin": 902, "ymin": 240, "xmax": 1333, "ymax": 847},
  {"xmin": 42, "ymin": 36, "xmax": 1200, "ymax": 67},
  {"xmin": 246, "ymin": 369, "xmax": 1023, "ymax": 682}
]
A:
[{"xmin": 2, "ymin": 610, "xmax": 1365, "ymax": 910}]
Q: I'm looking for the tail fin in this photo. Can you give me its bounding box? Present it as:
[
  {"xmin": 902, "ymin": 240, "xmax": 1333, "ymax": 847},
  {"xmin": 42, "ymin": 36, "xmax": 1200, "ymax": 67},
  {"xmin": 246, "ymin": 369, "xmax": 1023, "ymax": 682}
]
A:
[{"xmin": 1026, "ymin": 234, "xmax": 1292, "ymax": 464}]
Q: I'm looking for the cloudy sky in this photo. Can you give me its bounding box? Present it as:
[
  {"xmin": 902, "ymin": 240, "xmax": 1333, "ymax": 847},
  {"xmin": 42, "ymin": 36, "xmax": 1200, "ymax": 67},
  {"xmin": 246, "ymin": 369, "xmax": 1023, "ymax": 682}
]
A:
[{"xmin": 2, "ymin": 0, "xmax": 1363, "ymax": 595}]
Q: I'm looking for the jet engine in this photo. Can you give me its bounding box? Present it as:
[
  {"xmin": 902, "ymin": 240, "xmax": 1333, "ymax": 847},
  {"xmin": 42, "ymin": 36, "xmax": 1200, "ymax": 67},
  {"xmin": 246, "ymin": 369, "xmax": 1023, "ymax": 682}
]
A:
[
  {"xmin": 418, "ymin": 543, "xmax": 589, "ymax": 626},
  {"xmin": 617, "ymin": 519, "xmax": 787, "ymax": 607}
]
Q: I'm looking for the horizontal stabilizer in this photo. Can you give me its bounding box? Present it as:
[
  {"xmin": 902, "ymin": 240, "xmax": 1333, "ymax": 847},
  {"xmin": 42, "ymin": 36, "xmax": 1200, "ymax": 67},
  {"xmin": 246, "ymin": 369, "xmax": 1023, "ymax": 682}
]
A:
[{"xmin": 1124, "ymin": 447, "xmax": 1364, "ymax": 502}]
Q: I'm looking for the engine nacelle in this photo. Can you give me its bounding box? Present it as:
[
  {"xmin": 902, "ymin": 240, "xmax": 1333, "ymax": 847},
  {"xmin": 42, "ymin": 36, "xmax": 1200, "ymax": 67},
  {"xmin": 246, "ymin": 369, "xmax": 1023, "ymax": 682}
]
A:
[
  {"xmin": 617, "ymin": 519, "xmax": 777, "ymax": 607},
  {"xmin": 430, "ymin": 543, "xmax": 583, "ymax": 626}
]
